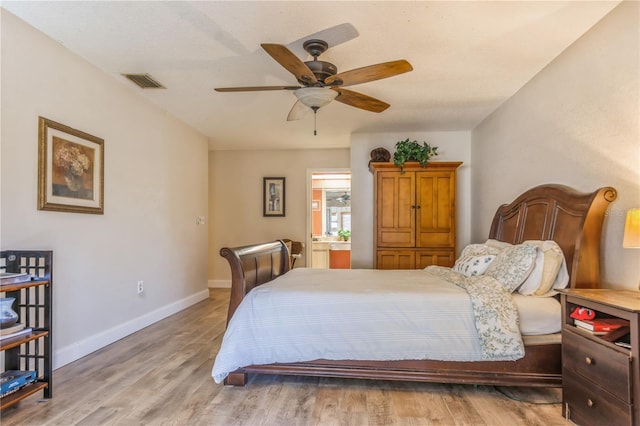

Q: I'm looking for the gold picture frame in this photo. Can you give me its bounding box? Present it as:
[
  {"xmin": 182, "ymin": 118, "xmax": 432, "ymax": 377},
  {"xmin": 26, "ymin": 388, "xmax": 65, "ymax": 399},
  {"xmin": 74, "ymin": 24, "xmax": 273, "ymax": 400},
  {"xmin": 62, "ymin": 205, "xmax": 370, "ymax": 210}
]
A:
[{"xmin": 38, "ymin": 117, "xmax": 104, "ymax": 214}]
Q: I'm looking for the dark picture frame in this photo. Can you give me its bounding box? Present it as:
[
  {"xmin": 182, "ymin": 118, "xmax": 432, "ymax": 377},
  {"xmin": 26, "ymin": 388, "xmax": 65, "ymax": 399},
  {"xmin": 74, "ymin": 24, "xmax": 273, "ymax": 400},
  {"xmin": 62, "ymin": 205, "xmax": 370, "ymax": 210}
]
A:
[
  {"xmin": 263, "ymin": 177, "xmax": 285, "ymax": 217},
  {"xmin": 38, "ymin": 116, "xmax": 104, "ymax": 214}
]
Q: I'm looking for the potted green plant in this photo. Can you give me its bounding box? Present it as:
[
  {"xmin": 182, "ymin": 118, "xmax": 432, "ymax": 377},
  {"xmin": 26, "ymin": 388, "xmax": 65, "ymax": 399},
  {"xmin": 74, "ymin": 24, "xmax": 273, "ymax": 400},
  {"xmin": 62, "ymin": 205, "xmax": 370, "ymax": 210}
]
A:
[
  {"xmin": 338, "ymin": 229, "xmax": 351, "ymax": 242},
  {"xmin": 393, "ymin": 138, "xmax": 438, "ymax": 171}
]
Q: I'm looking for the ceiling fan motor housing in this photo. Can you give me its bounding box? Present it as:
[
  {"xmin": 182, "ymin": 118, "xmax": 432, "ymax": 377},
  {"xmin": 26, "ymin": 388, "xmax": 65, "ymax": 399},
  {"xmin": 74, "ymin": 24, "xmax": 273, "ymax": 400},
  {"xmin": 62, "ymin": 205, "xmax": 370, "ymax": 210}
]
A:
[
  {"xmin": 301, "ymin": 39, "xmax": 341, "ymax": 85},
  {"xmin": 302, "ymin": 60, "xmax": 338, "ymax": 85}
]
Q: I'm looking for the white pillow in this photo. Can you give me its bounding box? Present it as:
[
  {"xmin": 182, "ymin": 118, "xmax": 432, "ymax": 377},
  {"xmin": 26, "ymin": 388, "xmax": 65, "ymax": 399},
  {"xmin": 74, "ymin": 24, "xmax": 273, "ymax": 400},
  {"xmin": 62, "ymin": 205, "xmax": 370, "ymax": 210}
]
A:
[
  {"xmin": 550, "ymin": 260, "xmax": 569, "ymax": 293},
  {"xmin": 517, "ymin": 246, "xmax": 544, "ymax": 295},
  {"xmin": 518, "ymin": 240, "xmax": 567, "ymax": 296},
  {"xmin": 452, "ymin": 255, "xmax": 496, "ymax": 277},
  {"xmin": 484, "ymin": 243, "xmax": 538, "ymax": 291}
]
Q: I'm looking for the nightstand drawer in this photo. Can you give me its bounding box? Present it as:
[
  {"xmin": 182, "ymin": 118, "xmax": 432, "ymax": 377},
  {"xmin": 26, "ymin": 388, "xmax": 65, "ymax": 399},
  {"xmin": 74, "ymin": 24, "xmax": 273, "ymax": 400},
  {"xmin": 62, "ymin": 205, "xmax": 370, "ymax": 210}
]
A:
[
  {"xmin": 562, "ymin": 330, "xmax": 631, "ymax": 402},
  {"xmin": 564, "ymin": 368, "xmax": 632, "ymax": 426}
]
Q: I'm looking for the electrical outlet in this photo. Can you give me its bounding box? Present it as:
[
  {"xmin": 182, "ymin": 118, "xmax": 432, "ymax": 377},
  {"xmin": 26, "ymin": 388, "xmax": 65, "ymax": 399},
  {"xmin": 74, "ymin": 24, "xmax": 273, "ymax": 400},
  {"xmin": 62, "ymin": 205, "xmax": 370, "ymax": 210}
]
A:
[{"xmin": 137, "ymin": 280, "xmax": 144, "ymax": 294}]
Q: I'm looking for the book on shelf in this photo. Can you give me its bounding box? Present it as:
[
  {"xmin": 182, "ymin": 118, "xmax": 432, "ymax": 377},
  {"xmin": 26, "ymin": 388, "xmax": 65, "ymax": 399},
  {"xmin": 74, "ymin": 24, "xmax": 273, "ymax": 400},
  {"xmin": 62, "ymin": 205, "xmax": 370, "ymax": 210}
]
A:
[
  {"xmin": 614, "ymin": 334, "xmax": 632, "ymax": 349},
  {"xmin": 0, "ymin": 370, "xmax": 37, "ymax": 397},
  {"xmin": 574, "ymin": 317, "xmax": 628, "ymax": 332},
  {"xmin": 615, "ymin": 341, "xmax": 632, "ymax": 349},
  {"xmin": 0, "ymin": 323, "xmax": 25, "ymax": 336},
  {"xmin": 0, "ymin": 327, "xmax": 32, "ymax": 341},
  {"xmin": 600, "ymin": 326, "xmax": 631, "ymax": 343},
  {"xmin": 0, "ymin": 272, "xmax": 31, "ymax": 286},
  {"xmin": 575, "ymin": 327, "xmax": 609, "ymax": 336}
]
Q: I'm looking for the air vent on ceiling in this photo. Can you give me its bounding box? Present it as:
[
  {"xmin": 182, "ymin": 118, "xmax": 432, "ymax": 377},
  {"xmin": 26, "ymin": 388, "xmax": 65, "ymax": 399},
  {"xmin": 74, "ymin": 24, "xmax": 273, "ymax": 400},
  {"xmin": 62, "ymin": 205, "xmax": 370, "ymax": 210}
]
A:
[{"xmin": 122, "ymin": 73, "xmax": 166, "ymax": 89}]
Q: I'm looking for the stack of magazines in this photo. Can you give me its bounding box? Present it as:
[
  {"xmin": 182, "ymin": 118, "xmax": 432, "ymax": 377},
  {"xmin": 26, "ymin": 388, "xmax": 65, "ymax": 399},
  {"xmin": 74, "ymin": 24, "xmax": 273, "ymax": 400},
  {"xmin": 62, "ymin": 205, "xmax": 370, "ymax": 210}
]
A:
[
  {"xmin": 0, "ymin": 273, "xmax": 31, "ymax": 286},
  {"xmin": 1, "ymin": 370, "xmax": 37, "ymax": 397},
  {"xmin": 0, "ymin": 323, "xmax": 32, "ymax": 341}
]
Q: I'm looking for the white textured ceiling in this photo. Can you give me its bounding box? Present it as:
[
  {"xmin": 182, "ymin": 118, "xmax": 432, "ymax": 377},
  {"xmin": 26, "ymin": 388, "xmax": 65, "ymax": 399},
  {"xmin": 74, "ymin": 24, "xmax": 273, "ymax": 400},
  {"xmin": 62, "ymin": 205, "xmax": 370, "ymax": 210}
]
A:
[{"xmin": 2, "ymin": 1, "xmax": 620, "ymax": 150}]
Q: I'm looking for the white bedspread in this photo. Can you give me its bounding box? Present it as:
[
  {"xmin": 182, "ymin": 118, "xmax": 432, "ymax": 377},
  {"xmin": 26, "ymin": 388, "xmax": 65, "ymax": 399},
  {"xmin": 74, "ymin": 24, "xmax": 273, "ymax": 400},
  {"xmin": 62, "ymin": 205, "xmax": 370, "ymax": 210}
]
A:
[{"xmin": 212, "ymin": 268, "xmax": 523, "ymax": 384}]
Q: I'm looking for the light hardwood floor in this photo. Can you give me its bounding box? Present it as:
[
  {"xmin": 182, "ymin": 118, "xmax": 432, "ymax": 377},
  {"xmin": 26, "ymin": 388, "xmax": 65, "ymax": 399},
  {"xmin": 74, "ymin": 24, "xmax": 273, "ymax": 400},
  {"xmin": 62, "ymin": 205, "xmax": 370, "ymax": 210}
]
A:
[{"xmin": 2, "ymin": 289, "xmax": 571, "ymax": 425}]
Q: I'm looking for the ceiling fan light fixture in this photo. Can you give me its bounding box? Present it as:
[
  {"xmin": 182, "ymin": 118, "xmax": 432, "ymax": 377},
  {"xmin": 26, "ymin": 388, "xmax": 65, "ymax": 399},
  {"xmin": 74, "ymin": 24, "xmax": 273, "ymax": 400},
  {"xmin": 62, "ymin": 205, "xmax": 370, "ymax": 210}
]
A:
[{"xmin": 294, "ymin": 87, "xmax": 338, "ymax": 109}]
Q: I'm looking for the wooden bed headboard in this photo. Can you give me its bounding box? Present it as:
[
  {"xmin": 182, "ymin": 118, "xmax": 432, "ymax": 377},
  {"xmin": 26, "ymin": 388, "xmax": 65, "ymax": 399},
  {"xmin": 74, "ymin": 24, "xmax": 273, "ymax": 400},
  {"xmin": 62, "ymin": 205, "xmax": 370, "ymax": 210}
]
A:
[{"xmin": 488, "ymin": 184, "xmax": 617, "ymax": 289}]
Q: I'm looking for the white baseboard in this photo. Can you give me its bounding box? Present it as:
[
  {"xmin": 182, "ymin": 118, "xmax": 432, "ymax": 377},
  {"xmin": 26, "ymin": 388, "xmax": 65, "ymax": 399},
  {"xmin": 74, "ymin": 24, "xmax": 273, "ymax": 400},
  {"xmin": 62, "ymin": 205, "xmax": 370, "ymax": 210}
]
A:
[
  {"xmin": 53, "ymin": 289, "xmax": 210, "ymax": 370},
  {"xmin": 209, "ymin": 279, "xmax": 231, "ymax": 288}
]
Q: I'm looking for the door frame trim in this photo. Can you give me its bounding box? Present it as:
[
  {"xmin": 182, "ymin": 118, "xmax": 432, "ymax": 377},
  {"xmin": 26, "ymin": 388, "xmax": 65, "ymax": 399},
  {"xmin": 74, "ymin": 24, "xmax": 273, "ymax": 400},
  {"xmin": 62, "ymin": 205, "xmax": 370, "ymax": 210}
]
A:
[{"xmin": 306, "ymin": 168, "xmax": 351, "ymax": 268}]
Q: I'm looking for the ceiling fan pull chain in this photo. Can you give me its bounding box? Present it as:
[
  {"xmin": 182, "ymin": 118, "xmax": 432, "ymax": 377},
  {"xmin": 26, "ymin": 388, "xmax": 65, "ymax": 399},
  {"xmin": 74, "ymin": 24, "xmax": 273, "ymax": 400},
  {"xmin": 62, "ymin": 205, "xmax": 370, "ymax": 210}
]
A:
[{"xmin": 312, "ymin": 106, "xmax": 319, "ymax": 136}]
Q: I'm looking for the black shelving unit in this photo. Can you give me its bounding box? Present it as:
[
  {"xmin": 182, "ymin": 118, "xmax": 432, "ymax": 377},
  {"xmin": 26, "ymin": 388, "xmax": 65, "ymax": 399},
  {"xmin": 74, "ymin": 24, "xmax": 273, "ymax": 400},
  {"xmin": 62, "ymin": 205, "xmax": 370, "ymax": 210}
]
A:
[{"xmin": 0, "ymin": 250, "xmax": 52, "ymax": 410}]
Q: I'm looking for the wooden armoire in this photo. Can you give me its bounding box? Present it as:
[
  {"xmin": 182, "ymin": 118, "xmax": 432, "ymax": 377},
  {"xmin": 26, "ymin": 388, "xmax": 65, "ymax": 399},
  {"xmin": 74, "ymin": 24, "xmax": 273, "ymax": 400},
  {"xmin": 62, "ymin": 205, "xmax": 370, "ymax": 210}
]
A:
[{"xmin": 370, "ymin": 161, "xmax": 462, "ymax": 269}]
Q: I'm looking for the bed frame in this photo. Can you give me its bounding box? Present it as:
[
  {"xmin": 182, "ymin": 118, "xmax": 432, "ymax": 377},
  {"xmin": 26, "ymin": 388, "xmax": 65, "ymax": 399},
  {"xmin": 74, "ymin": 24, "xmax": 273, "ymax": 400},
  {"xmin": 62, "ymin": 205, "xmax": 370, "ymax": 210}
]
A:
[{"xmin": 219, "ymin": 184, "xmax": 617, "ymax": 387}]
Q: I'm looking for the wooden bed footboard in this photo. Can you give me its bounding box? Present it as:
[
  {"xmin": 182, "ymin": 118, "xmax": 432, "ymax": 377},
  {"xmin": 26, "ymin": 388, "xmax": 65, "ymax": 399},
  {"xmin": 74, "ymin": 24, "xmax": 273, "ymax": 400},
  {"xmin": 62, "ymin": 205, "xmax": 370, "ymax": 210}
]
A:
[{"xmin": 220, "ymin": 240, "xmax": 290, "ymax": 324}]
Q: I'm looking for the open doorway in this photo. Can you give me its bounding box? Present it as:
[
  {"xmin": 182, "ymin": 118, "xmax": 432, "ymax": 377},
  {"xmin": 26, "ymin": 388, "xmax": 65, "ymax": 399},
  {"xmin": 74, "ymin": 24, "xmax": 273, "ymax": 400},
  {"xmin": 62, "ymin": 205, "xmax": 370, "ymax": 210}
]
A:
[{"xmin": 308, "ymin": 170, "xmax": 351, "ymax": 269}]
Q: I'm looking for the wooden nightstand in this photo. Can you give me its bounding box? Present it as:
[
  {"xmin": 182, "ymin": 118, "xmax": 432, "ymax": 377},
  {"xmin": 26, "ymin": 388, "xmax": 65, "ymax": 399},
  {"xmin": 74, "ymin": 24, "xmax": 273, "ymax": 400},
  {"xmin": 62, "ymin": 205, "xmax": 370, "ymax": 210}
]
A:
[{"xmin": 560, "ymin": 289, "xmax": 640, "ymax": 426}]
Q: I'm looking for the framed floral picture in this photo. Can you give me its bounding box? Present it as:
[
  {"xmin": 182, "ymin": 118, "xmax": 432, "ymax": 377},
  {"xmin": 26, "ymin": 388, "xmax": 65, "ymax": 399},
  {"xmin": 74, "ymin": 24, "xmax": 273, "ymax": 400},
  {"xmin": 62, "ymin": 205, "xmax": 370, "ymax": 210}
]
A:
[
  {"xmin": 38, "ymin": 117, "xmax": 104, "ymax": 214},
  {"xmin": 263, "ymin": 177, "xmax": 285, "ymax": 217}
]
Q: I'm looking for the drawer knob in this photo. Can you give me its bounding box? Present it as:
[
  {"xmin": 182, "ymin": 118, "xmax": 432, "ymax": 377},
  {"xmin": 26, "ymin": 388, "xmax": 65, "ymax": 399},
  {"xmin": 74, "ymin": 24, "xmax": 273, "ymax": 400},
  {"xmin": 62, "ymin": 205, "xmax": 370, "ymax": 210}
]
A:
[
  {"xmin": 587, "ymin": 398, "xmax": 594, "ymax": 408},
  {"xmin": 585, "ymin": 356, "xmax": 593, "ymax": 365}
]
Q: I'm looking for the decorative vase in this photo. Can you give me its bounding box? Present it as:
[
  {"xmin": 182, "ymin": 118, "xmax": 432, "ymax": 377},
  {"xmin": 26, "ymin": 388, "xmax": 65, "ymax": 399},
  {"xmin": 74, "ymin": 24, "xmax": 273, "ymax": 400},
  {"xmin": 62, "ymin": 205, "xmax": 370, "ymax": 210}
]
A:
[
  {"xmin": 64, "ymin": 171, "xmax": 83, "ymax": 192},
  {"xmin": 0, "ymin": 297, "xmax": 19, "ymax": 328}
]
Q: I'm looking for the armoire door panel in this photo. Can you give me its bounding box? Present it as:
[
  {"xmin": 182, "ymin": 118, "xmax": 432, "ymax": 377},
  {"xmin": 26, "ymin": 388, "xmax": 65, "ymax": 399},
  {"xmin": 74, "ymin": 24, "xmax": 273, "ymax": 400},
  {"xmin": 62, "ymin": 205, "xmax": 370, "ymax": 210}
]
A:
[
  {"xmin": 417, "ymin": 175, "xmax": 435, "ymax": 230},
  {"xmin": 416, "ymin": 172, "xmax": 455, "ymax": 248},
  {"xmin": 379, "ymin": 175, "xmax": 398, "ymax": 229},
  {"xmin": 377, "ymin": 172, "xmax": 415, "ymax": 247},
  {"xmin": 377, "ymin": 250, "xmax": 415, "ymax": 270},
  {"xmin": 416, "ymin": 250, "xmax": 455, "ymax": 268},
  {"xmin": 436, "ymin": 175, "xmax": 453, "ymax": 229},
  {"xmin": 417, "ymin": 232, "xmax": 454, "ymax": 247},
  {"xmin": 397, "ymin": 175, "xmax": 414, "ymax": 228},
  {"xmin": 378, "ymin": 231, "xmax": 414, "ymax": 246}
]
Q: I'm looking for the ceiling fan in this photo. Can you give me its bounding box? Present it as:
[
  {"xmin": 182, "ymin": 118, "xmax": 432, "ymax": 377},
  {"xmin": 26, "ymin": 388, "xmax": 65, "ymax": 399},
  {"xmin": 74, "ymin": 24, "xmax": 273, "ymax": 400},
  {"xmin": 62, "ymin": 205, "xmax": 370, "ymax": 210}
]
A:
[
  {"xmin": 215, "ymin": 39, "xmax": 413, "ymax": 125},
  {"xmin": 334, "ymin": 192, "xmax": 351, "ymax": 204}
]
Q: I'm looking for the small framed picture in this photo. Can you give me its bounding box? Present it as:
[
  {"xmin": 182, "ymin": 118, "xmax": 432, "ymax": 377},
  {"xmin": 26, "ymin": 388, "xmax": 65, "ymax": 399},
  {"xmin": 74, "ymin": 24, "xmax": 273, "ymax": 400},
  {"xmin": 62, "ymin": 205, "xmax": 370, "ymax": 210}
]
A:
[
  {"xmin": 263, "ymin": 177, "xmax": 285, "ymax": 217},
  {"xmin": 38, "ymin": 117, "xmax": 104, "ymax": 214}
]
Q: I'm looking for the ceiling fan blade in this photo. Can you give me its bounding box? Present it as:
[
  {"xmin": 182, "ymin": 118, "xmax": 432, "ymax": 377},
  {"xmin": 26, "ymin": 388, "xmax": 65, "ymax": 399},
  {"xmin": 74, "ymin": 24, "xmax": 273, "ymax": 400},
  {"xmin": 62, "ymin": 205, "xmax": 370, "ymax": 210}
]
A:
[
  {"xmin": 331, "ymin": 88, "xmax": 390, "ymax": 113},
  {"xmin": 287, "ymin": 100, "xmax": 311, "ymax": 121},
  {"xmin": 261, "ymin": 43, "xmax": 318, "ymax": 84},
  {"xmin": 325, "ymin": 60, "xmax": 413, "ymax": 87},
  {"xmin": 287, "ymin": 23, "xmax": 359, "ymax": 58},
  {"xmin": 215, "ymin": 86, "xmax": 300, "ymax": 92}
]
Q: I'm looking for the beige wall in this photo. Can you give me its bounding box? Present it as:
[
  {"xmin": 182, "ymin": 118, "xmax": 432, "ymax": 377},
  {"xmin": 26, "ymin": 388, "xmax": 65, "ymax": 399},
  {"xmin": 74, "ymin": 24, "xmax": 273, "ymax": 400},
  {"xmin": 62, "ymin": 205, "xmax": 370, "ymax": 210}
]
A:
[
  {"xmin": 472, "ymin": 1, "xmax": 639, "ymax": 290},
  {"xmin": 1, "ymin": 10, "xmax": 209, "ymax": 368},
  {"xmin": 208, "ymin": 148, "xmax": 350, "ymax": 284}
]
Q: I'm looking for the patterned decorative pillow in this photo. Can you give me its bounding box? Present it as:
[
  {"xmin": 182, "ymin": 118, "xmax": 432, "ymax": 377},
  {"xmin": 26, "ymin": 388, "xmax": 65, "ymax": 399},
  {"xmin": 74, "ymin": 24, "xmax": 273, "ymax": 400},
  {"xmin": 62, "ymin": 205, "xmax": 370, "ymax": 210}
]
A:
[
  {"xmin": 452, "ymin": 255, "xmax": 496, "ymax": 277},
  {"xmin": 484, "ymin": 243, "xmax": 538, "ymax": 291},
  {"xmin": 459, "ymin": 243, "xmax": 502, "ymax": 258},
  {"xmin": 484, "ymin": 239, "xmax": 513, "ymax": 251}
]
